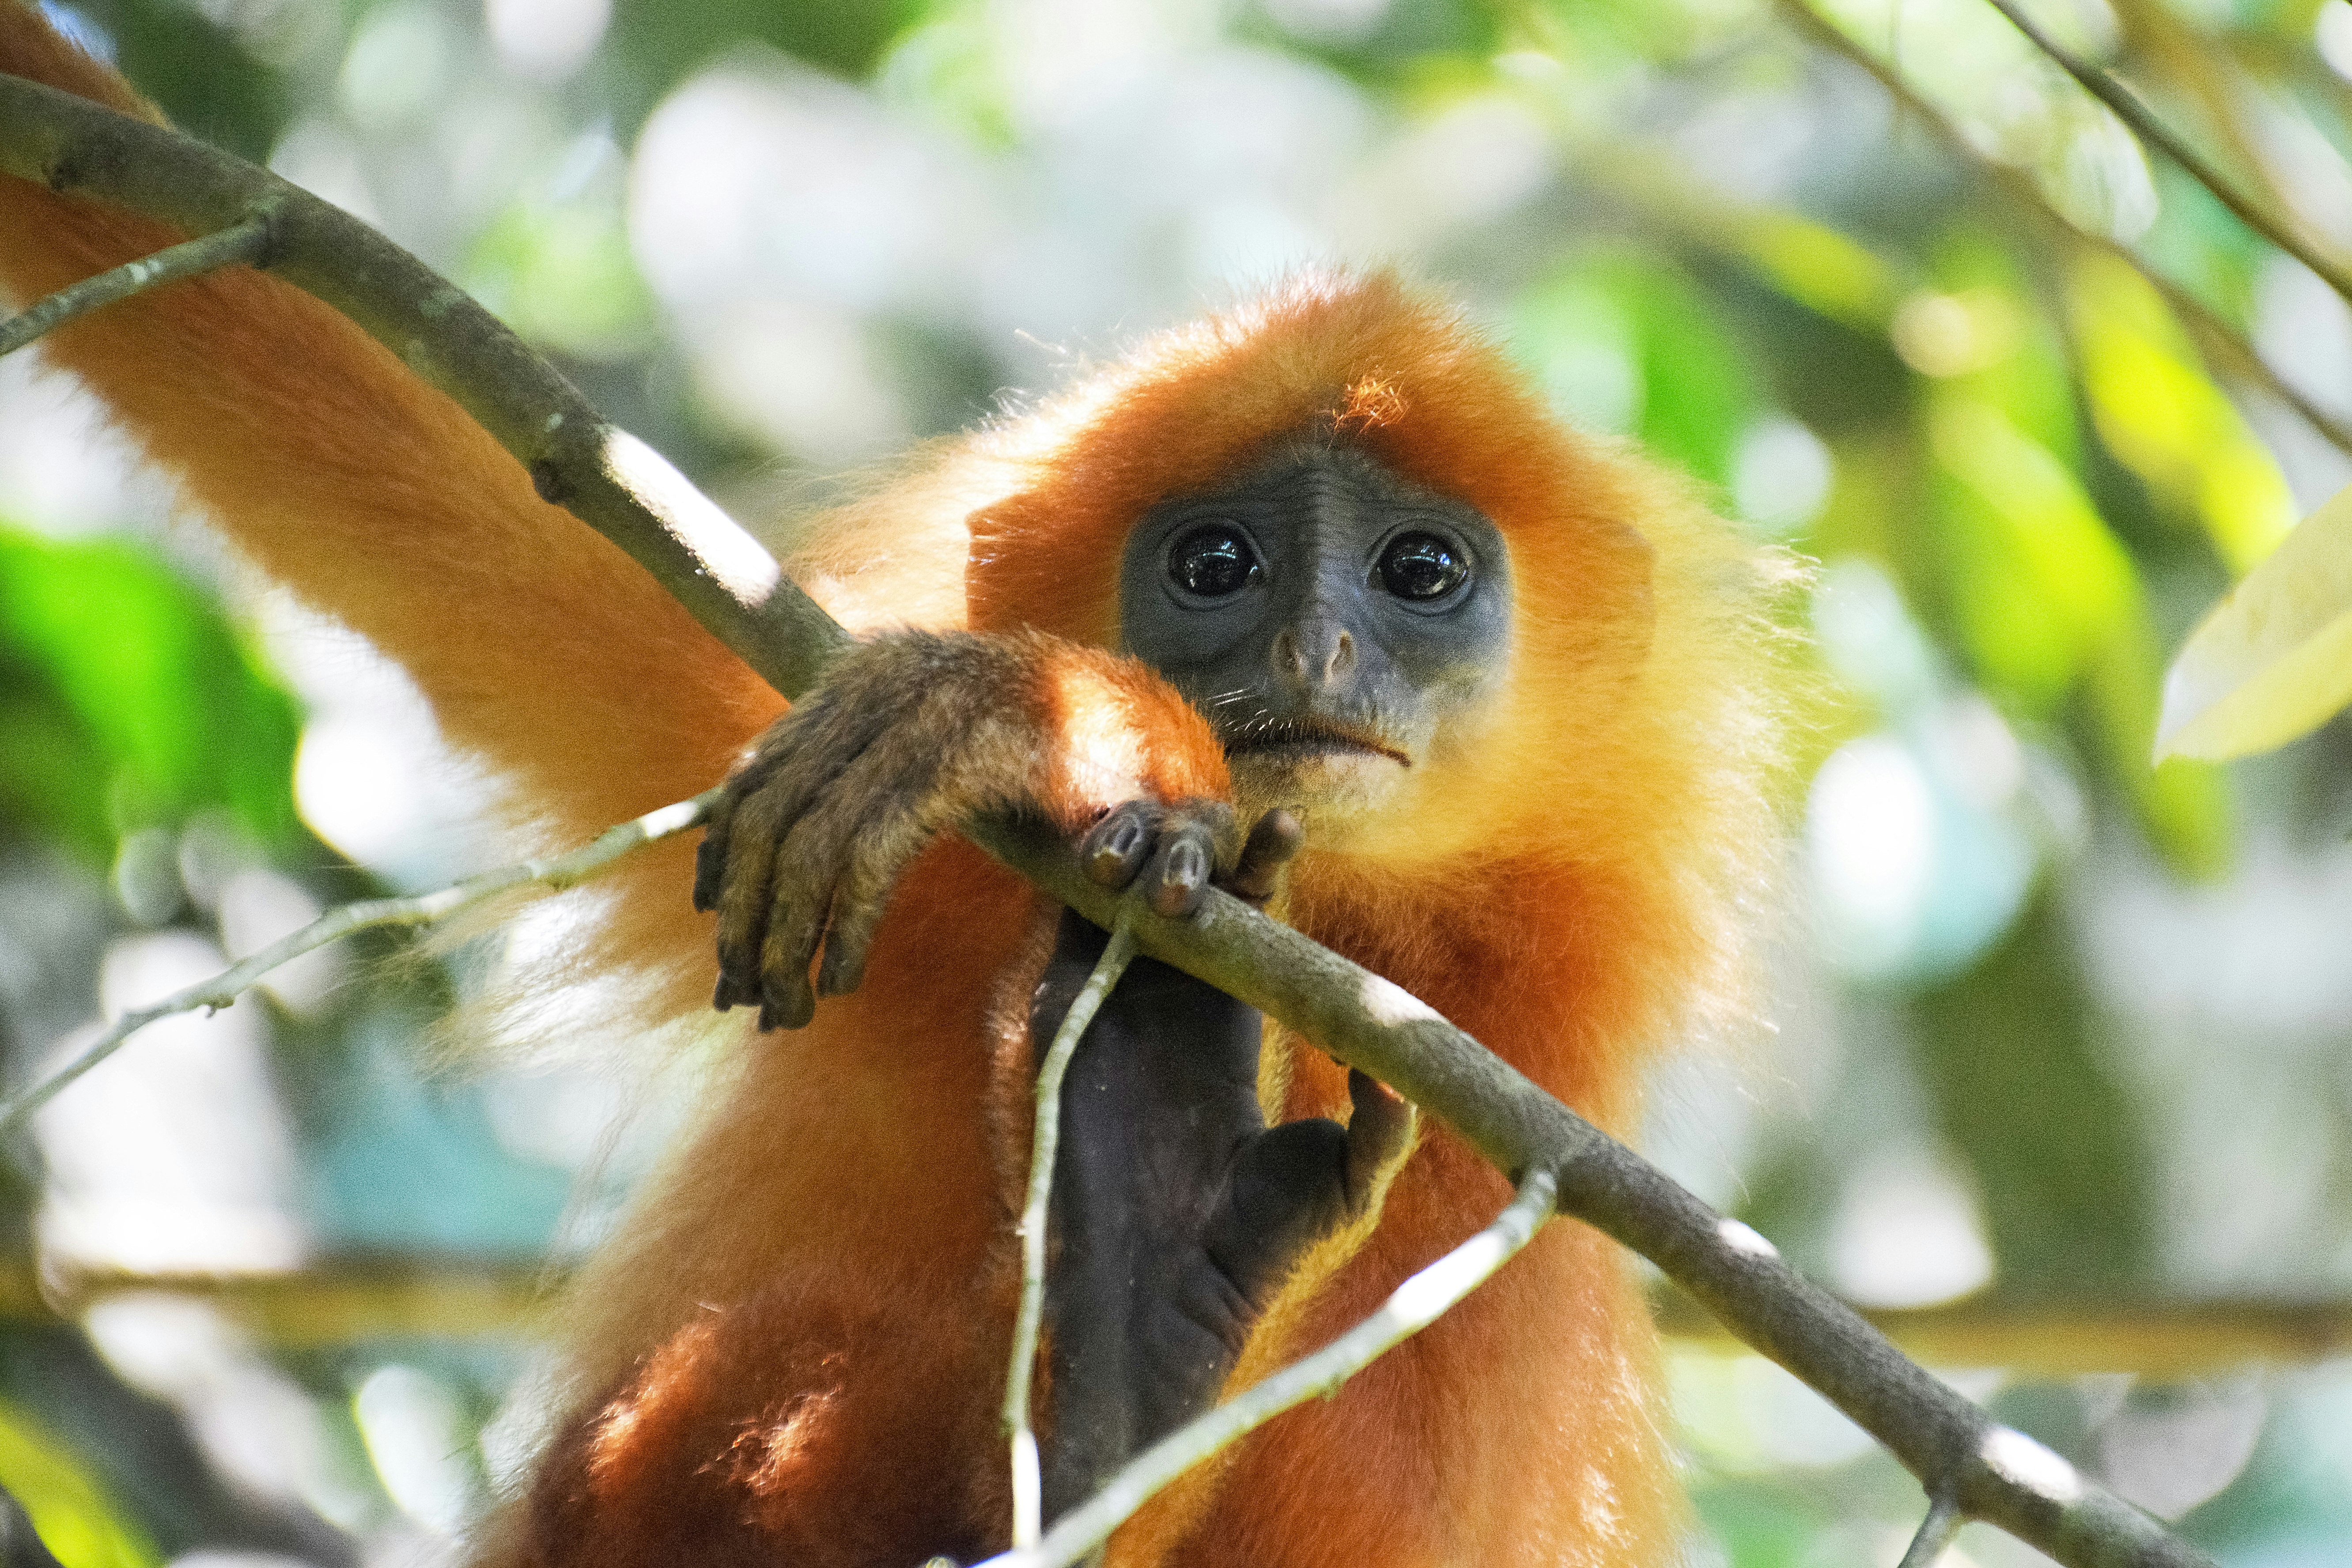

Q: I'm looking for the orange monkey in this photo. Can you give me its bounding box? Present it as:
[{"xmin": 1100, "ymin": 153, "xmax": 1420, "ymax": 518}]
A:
[{"xmin": 0, "ymin": 9, "xmax": 1790, "ymax": 1563}]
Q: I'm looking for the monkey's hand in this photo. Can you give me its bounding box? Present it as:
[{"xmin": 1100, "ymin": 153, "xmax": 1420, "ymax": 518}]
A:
[
  {"xmin": 695, "ymin": 629, "xmax": 1237, "ymax": 1030},
  {"xmin": 1034, "ymin": 843, "xmax": 1413, "ymax": 1519}
]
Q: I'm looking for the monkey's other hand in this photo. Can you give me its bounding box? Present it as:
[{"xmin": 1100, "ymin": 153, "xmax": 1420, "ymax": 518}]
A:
[
  {"xmin": 1078, "ymin": 801, "xmax": 1297, "ymax": 919},
  {"xmin": 695, "ymin": 630, "xmax": 1233, "ymax": 1031}
]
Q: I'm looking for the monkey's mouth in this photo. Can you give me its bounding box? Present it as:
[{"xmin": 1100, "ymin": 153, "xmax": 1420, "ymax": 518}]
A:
[{"xmin": 1223, "ymin": 719, "xmax": 1409, "ymax": 768}]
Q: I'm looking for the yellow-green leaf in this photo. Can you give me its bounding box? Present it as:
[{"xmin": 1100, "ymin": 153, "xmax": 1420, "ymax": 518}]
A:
[{"xmin": 2156, "ymin": 481, "xmax": 2352, "ymax": 760}]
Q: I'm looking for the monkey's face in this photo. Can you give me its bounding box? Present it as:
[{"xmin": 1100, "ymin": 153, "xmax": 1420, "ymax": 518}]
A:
[{"xmin": 1118, "ymin": 441, "xmax": 1513, "ymax": 850}]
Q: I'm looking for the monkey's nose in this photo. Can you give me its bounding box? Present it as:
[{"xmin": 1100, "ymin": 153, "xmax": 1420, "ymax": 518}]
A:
[{"xmin": 1272, "ymin": 624, "xmax": 1356, "ymax": 688}]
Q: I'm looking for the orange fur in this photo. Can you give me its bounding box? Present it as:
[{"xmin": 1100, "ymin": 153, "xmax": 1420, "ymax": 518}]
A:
[{"xmin": 0, "ymin": 13, "xmax": 1790, "ymax": 1563}]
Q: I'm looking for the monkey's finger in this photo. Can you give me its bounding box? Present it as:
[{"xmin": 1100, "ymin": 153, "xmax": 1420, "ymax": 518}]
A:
[
  {"xmin": 756, "ymin": 835, "xmax": 834, "ymax": 1031},
  {"xmin": 1223, "ymin": 809, "xmax": 1302, "ymax": 905},
  {"xmin": 1080, "ymin": 800, "xmax": 1164, "ymax": 891},
  {"xmin": 1142, "ymin": 818, "xmax": 1218, "ymax": 919},
  {"xmin": 716, "ymin": 695, "xmax": 922, "ymax": 1014},
  {"xmin": 690, "ymin": 790, "xmax": 739, "ymax": 914},
  {"xmin": 1341, "ymin": 1069, "xmax": 1414, "ymax": 1211},
  {"xmin": 813, "ymin": 802, "xmax": 940, "ymax": 998},
  {"xmin": 757, "ymin": 726, "xmax": 953, "ymax": 1026},
  {"xmin": 713, "ymin": 779, "xmax": 796, "ymax": 1011}
]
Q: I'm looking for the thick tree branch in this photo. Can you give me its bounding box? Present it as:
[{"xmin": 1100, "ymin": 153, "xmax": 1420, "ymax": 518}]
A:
[
  {"xmin": 0, "ymin": 73, "xmax": 849, "ymax": 699},
  {"xmin": 0, "ymin": 72, "xmax": 2214, "ymax": 1568}
]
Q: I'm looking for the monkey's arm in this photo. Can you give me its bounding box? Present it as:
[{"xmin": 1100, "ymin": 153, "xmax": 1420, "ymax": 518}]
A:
[
  {"xmin": 0, "ymin": 8, "xmax": 775, "ymax": 838},
  {"xmin": 1031, "ymin": 904, "xmax": 1409, "ymax": 1525},
  {"xmin": 696, "ymin": 627, "xmax": 1235, "ymax": 1029}
]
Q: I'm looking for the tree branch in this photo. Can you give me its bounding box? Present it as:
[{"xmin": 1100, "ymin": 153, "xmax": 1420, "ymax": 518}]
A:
[
  {"xmin": 0, "ymin": 205, "xmax": 268, "ymax": 354},
  {"xmin": 0, "ymin": 73, "xmax": 848, "ymax": 700},
  {"xmin": 1899, "ymin": 1494, "xmax": 1964, "ymax": 1568},
  {"xmin": 25, "ymin": 1255, "xmax": 2352, "ymax": 1376},
  {"xmin": 1006, "ymin": 916, "xmax": 1138, "ymax": 1549},
  {"xmin": 981, "ymin": 1167, "xmax": 1560, "ymax": 1568},
  {"xmin": 0, "ymin": 71, "xmax": 2215, "ymax": 1568},
  {"xmin": 1976, "ymin": 0, "xmax": 2352, "ymax": 311},
  {"xmin": 0, "ymin": 789, "xmax": 718, "ymax": 1133},
  {"xmin": 1777, "ymin": 0, "xmax": 2352, "ymax": 464}
]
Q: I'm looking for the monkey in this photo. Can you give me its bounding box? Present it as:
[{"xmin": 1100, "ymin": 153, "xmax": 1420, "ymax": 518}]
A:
[{"xmin": 0, "ymin": 8, "xmax": 1792, "ymax": 1564}]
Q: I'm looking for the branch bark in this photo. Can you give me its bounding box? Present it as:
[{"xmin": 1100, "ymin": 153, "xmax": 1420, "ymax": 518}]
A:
[{"xmin": 0, "ymin": 69, "xmax": 2216, "ymax": 1568}]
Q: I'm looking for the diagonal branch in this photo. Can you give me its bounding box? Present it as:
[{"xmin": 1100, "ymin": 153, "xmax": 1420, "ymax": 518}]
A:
[
  {"xmin": 0, "ymin": 70, "xmax": 2215, "ymax": 1568},
  {"xmin": 1977, "ymin": 0, "xmax": 2352, "ymax": 311},
  {"xmin": 1777, "ymin": 0, "xmax": 2352, "ymax": 464},
  {"xmin": 0, "ymin": 73, "xmax": 847, "ymax": 699},
  {"xmin": 982, "ymin": 1167, "xmax": 1561, "ymax": 1568}
]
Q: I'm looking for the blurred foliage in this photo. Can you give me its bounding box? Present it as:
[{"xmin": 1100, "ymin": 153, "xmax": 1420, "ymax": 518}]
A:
[
  {"xmin": 4, "ymin": 0, "xmax": 2352, "ymax": 1562},
  {"xmin": 0, "ymin": 1399, "xmax": 152, "ymax": 1568},
  {"xmin": 0, "ymin": 523, "xmax": 300, "ymax": 867}
]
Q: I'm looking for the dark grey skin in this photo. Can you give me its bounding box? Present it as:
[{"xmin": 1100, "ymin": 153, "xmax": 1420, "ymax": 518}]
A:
[
  {"xmin": 699, "ymin": 437, "xmax": 1513, "ymax": 1544},
  {"xmin": 1119, "ymin": 438, "xmax": 1512, "ymax": 837},
  {"xmin": 1036, "ymin": 806, "xmax": 1409, "ymax": 1526}
]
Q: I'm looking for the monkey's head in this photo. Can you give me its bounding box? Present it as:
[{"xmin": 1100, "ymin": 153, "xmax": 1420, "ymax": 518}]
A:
[
  {"xmin": 1114, "ymin": 433, "xmax": 1512, "ymax": 845},
  {"xmin": 969, "ymin": 269, "xmax": 1778, "ymax": 874}
]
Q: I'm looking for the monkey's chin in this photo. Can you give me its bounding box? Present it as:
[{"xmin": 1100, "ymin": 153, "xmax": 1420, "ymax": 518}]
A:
[{"xmin": 1229, "ymin": 745, "xmax": 1409, "ymax": 842}]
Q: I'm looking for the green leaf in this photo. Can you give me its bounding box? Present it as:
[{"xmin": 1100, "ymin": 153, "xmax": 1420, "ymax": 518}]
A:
[
  {"xmin": 2067, "ymin": 252, "xmax": 2296, "ymax": 574},
  {"xmin": 1509, "ymin": 251, "xmax": 1761, "ymax": 488},
  {"xmin": 2157, "ymin": 480, "xmax": 2352, "ymax": 760},
  {"xmin": 467, "ymin": 199, "xmax": 655, "ymax": 362},
  {"xmin": 0, "ymin": 1399, "xmax": 158, "ymax": 1568},
  {"xmin": 0, "ymin": 523, "xmax": 301, "ymax": 860},
  {"xmin": 1928, "ymin": 395, "xmax": 2231, "ymax": 873}
]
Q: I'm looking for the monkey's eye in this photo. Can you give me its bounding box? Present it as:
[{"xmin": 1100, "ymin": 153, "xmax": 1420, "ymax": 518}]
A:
[
  {"xmin": 1376, "ymin": 533, "xmax": 1468, "ymax": 601},
  {"xmin": 1168, "ymin": 525, "xmax": 1260, "ymax": 598}
]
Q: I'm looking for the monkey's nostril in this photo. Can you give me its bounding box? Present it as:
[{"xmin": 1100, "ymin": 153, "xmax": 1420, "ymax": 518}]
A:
[
  {"xmin": 1328, "ymin": 630, "xmax": 1355, "ymax": 678},
  {"xmin": 1271, "ymin": 629, "xmax": 1304, "ymax": 680}
]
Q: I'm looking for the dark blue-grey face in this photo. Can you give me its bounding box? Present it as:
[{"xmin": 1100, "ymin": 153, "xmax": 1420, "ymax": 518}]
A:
[{"xmin": 1117, "ymin": 442, "xmax": 1512, "ymax": 821}]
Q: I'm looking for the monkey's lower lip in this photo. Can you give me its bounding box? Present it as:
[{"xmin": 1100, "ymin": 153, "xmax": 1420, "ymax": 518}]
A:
[{"xmin": 1224, "ymin": 729, "xmax": 1408, "ymax": 767}]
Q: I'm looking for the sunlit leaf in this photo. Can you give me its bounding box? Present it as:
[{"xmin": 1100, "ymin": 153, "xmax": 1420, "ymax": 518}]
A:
[
  {"xmin": 1929, "ymin": 393, "xmax": 2136, "ymax": 710},
  {"xmin": 2067, "ymin": 253, "xmax": 2296, "ymax": 573},
  {"xmin": 467, "ymin": 199, "xmax": 656, "ymax": 361},
  {"xmin": 1928, "ymin": 396, "xmax": 2231, "ymax": 873},
  {"xmin": 0, "ymin": 1399, "xmax": 157, "ymax": 1568},
  {"xmin": 2157, "ymin": 480, "xmax": 2352, "ymax": 760},
  {"xmin": 1743, "ymin": 213, "xmax": 1899, "ymax": 329},
  {"xmin": 1920, "ymin": 229, "xmax": 2077, "ymax": 462}
]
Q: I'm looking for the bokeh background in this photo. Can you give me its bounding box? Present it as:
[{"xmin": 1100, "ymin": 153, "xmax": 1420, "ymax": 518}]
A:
[{"xmin": 3, "ymin": 0, "xmax": 2351, "ymax": 1562}]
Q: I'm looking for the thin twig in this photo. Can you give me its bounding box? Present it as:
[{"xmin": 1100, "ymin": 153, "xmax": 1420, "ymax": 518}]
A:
[
  {"xmin": 1977, "ymin": 0, "xmax": 2352, "ymax": 310},
  {"xmin": 979, "ymin": 1167, "xmax": 1559, "ymax": 1568},
  {"xmin": 0, "ymin": 788, "xmax": 718, "ymax": 1134},
  {"xmin": 0, "ymin": 206, "xmax": 271, "ymax": 356},
  {"xmin": 1777, "ymin": 0, "xmax": 2352, "ymax": 463},
  {"xmin": 1005, "ymin": 916, "xmax": 1138, "ymax": 1549},
  {"xmin": 1898, "ymin": 1493, "xmax": 1965, "ymax": 1568}
]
